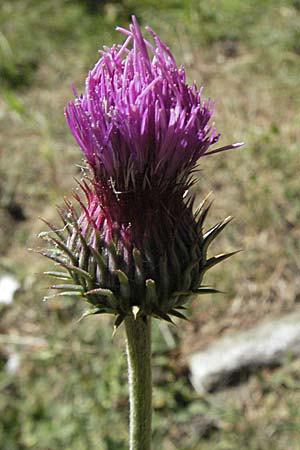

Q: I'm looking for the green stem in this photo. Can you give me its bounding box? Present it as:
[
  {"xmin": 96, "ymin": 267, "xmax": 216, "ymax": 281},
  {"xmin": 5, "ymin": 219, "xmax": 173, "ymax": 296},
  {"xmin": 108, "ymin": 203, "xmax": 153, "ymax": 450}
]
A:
[{"xmin": 125, "ymin": 315, "xmax": 152, "ymax": 450}]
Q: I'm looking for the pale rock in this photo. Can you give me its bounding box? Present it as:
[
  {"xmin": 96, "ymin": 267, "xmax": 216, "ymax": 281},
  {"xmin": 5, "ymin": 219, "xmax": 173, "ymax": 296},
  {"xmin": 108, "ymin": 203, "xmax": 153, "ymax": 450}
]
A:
[
  {"xmin": 0, "ymin": 274, "xmax": 20, "ymax": 305},
  {"xmin": 5, "ymin": 351, "xmax": 21, "ymax": 374},
  {"xmin": 188, "ymin": 311, "xmax": 300, "ymax": 393}
]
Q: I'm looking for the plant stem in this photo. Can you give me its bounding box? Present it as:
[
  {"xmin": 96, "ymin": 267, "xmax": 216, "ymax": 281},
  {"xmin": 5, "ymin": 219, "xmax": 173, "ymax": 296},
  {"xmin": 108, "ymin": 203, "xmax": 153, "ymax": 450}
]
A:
[{"xmin": 125, "ymin": 315, "xmax": 152, "ymax": 450}]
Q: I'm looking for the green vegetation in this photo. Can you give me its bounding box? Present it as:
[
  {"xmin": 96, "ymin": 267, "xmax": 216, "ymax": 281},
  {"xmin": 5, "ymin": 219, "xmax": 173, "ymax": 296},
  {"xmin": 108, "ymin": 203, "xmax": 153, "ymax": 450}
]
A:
[{"xmin": 1, "ymin": 0, "xmax": 300, "ymax": 449}]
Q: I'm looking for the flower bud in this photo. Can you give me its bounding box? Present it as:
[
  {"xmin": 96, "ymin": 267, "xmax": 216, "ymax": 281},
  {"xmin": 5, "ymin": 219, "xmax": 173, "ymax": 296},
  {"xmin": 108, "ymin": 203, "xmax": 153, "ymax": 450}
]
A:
[{"xmin": 41, "ymin": 17, "xmax": 241, "ymax": 328}]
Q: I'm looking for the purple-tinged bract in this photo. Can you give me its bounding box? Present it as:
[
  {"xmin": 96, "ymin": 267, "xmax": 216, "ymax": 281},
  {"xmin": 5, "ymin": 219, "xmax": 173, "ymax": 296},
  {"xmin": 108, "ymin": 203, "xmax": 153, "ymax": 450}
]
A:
[{"xmin": 41, "ymin": 17, "xmax": 241, "ymax": 326}]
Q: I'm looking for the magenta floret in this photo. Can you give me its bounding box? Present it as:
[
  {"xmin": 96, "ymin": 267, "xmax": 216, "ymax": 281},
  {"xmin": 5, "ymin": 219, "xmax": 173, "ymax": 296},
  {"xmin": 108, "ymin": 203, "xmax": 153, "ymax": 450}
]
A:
[{"xmin": 65, "ymin": 16, "xmax": 242, "ymax": 196}]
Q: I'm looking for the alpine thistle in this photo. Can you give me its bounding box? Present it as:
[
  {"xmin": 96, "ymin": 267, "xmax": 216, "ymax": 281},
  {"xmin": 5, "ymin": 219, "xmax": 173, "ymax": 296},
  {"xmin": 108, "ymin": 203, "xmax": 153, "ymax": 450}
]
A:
[{"xmin": 41, "ymin": 17, "xmax": 243, "ymax": 329}]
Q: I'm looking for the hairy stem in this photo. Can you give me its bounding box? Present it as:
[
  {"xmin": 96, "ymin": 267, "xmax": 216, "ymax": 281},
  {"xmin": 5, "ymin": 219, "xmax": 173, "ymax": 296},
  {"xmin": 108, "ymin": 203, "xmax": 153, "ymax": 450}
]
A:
[{"xmin": 125, "ymin": 315, "xmax": 152, "ymax": 450}]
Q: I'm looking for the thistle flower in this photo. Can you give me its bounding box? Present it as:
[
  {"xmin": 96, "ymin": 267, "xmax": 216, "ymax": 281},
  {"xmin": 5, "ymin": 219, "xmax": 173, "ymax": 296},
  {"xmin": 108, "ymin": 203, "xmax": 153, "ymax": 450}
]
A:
[{"xmin": 41, "ymin": 17, "xmax": 242, "ymax": 329}]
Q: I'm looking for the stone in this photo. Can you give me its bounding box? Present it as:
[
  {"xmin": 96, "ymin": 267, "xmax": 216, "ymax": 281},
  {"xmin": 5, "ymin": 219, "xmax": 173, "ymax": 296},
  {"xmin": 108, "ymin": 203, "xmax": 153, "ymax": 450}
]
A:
[
  {"xmin": 5, "ymin": 351, "xmax": 21, "ymax": 374},
  {"xmin": 188, "ymin": 310, "xmax": 300, "ymax": 393},
  {"xmin": 0, "ymin": 274, "xmax": 20, "ymax": 305}
]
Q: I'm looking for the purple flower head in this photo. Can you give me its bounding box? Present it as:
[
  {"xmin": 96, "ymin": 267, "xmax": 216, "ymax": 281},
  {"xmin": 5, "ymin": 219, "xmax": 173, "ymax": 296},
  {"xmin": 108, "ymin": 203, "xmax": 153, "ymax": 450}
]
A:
[
  {"xmin": 65, "ymin": 17, "xmax": 242, "ymax": 234},
  {"xmin": 41, "ymin": 17, "xmax": 242, "ymax": 324}
]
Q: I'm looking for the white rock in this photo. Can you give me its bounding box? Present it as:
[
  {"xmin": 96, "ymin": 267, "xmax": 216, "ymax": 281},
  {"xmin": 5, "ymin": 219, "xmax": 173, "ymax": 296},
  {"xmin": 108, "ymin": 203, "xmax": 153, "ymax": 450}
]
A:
[
  {"xmin": 5, "ymin": 351, "xmax": 21, "ymax": 374},
  {"xmin": 0, "ymin": 274, "xmax": 20, "ymax": 305},
  {"xmin": 188, "ymin": 311, "xmax": 300, "ymax": 393}
]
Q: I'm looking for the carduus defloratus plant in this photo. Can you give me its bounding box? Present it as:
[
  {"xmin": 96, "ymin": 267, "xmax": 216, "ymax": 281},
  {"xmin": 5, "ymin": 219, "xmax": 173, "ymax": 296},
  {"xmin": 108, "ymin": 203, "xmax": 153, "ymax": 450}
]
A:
[{"xmin": 40, "ymin": 16, "xmax": 243, "ymax": 450}]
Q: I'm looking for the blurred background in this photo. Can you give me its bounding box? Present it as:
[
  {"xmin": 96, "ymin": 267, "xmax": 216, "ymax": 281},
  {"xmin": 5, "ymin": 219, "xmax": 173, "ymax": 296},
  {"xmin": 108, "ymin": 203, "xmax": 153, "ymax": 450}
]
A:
[{"xmin": 0, "ymin": 0, "xmax": 300, "ymax": 449}]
